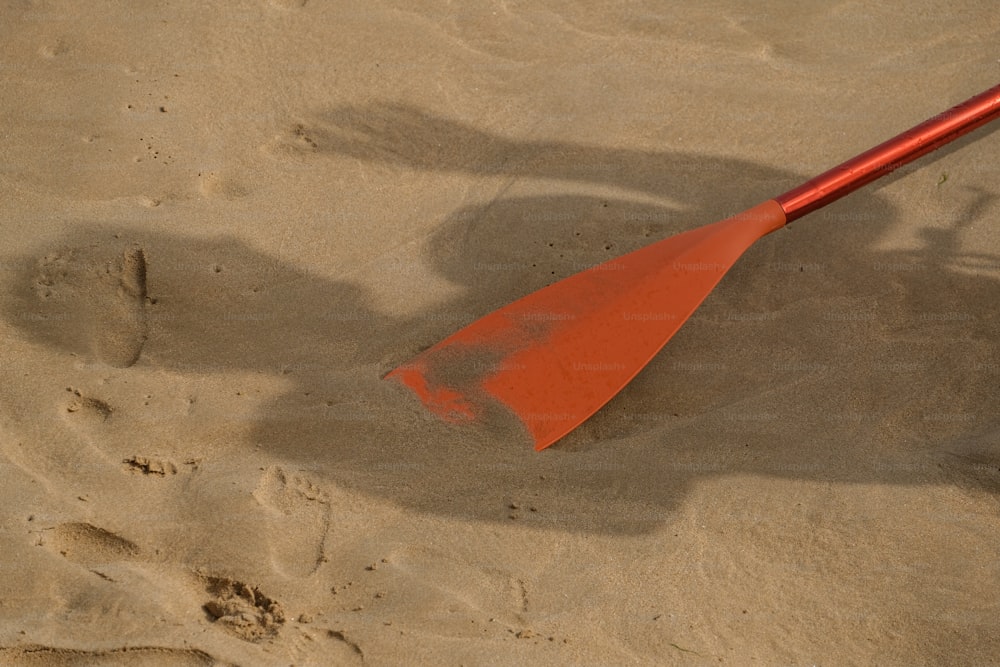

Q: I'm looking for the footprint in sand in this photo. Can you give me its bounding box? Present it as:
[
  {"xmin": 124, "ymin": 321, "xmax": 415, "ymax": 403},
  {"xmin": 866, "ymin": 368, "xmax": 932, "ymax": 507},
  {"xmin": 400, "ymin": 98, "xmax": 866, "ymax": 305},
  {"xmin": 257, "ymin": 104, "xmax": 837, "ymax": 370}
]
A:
[
  {"xmin": 266, "ymin": 0, "xmax": 309, "ymax": 9},
  {"xmin": 201, "ymin": 575, "xmax": 286, "ymax": 643},
  {"xmin": 196, "ymin": 171, "xmax": 251, "ymax": 200},
  {"xmin": 33, "ymin": 244, "xmax": 148, "ymax": 367},
  {"xmin": 121, "ymin": 455, "xmax": 180, "ymax": 476},
  {"xmin": 41, "ymin": 522, "xmax": 140, "ymax": 567},
  {"xmin": 63, "ymin": 387, "xmax": 113, "ymax": 424},
  {"xmin": 0, "ymin": 646, "xmax": 228, "ymax": 667},
  {"xmin": 252, "ymin": 466, "xmax": 331, "ymax": 578},
  {"xmin": 260, "ymin": 123, "xmax": 321, "ymax": 162},
  {"xmin": 59, "ymin": 388, "xmax": 118, "ymax": 456}
]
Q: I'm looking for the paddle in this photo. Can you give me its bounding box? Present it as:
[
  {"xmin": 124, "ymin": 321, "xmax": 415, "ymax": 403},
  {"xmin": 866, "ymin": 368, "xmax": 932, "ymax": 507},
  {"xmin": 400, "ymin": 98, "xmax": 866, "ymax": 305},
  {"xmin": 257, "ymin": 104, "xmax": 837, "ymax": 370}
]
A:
[{"xmin": 387, "ymin": 83, "xmax": 1000, "ymax": 450}]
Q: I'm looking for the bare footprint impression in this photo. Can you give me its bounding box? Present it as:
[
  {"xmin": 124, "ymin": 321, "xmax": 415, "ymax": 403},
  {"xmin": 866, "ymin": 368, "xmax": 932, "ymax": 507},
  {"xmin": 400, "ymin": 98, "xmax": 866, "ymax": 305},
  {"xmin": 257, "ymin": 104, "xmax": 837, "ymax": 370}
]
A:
[
  {"xmin": 267, "ymin": 0, "xmax": 308, "ymax": 8},
  {"xmin": 41, "ymin": 521, "xmax": 141, "ymax": 567},
  {"xmin": 0, "ymin": 645, "xmax": 227, "ymax": 667},
  {"xmin": 253, "ymin": 466, "xmax": 331, "ymax": 578},
  {"xmin": 31, "ymin": 243, "xmax": 149, "ymax": 368},
  {"xmin": 200, "ymin": 574, "xmax": 286, "ymax": 643},
  {"xmin": 37, "ymin": 521, "xmax": 144, "ymax": 589}
]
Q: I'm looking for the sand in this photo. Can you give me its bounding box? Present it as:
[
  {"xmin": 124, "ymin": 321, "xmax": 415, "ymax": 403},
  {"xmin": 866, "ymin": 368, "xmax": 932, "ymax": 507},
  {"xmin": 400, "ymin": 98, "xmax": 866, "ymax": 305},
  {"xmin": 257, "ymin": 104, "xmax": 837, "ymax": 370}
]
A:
[{"xmin": 1, "ymin": 1, "xmax": 999, "ymax": 665}]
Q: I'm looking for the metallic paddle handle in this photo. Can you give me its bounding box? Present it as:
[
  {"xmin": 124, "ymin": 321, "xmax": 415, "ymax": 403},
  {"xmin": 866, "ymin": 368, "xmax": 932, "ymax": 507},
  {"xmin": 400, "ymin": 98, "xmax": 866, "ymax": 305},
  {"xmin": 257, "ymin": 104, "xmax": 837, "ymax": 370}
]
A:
[{"xmin": 775, "ymin": 83, "xmax": 1000, "ymax": 223}]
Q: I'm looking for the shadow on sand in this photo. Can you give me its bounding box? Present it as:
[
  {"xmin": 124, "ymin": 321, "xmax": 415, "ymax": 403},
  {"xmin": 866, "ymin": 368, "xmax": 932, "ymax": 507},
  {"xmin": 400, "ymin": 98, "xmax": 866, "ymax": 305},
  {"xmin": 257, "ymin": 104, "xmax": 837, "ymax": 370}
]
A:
[{"xmin": 4, "ymin": 104, "xmax": 998, "ymax": 533}]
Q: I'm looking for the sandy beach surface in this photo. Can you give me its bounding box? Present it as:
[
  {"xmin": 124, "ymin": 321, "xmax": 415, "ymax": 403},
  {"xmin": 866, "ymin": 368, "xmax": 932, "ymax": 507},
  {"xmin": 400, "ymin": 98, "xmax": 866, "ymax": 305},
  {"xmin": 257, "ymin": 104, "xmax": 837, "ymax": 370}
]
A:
[{"xmin": 2, "ymin": 1, "xmax": 999, "ymax": 665}]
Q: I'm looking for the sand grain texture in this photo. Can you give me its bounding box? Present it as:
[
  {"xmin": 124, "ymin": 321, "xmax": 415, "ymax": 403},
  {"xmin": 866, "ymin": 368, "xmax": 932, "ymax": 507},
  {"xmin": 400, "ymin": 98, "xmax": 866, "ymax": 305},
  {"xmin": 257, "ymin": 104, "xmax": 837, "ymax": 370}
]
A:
[{"xmin": 1, "ymin": 1, "xmax": 999, "ymax": 665}]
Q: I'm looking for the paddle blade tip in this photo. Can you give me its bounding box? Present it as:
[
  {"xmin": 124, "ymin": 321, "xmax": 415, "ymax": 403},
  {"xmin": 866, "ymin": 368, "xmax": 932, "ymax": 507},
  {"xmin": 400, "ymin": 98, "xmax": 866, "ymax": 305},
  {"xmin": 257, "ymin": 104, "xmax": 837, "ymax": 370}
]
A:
[
  {"xmin": 385, "ymin": 364, "xmax": 477, "ymax": 423},
  {"xmin": 386, "ymin": 359, "xmax": 564, "ymax": 451}
]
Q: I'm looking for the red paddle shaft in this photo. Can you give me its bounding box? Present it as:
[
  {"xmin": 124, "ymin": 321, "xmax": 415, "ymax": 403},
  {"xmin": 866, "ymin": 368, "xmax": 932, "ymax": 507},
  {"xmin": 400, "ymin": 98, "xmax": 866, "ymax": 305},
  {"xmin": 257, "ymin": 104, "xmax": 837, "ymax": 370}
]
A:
[{"xmin": 776, "ymin": 83, "xmax": 1000, "ymax": 222}]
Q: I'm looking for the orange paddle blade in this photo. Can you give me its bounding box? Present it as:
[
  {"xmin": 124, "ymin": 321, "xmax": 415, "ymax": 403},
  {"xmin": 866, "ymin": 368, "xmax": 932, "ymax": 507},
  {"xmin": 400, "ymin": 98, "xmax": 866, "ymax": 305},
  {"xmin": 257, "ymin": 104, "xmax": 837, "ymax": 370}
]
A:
[
  {"xmin": 386, "ymin": 200, "xmax": 787, "ymax": 450},
  {"xmin": 386, "ymin": 83, "xmax": 1000, "ymax": 450}
]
